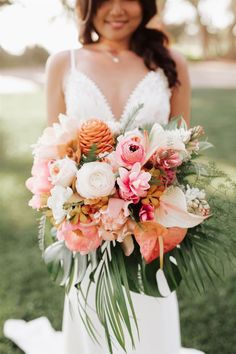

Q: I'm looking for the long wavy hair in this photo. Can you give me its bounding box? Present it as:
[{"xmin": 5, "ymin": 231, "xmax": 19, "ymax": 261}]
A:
[{"xmin": 75, "ymin": 0, "xmax": 179, "ymax": 88}]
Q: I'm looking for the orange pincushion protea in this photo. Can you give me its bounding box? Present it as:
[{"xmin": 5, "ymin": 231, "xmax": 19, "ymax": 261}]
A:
[{"xmin": 79, "ymin": 119, "xmax": 114, "ymax": 155}]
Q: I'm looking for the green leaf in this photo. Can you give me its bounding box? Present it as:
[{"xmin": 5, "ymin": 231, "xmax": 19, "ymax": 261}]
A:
[
  {"xmin": 165, "ymin": 115, "xmax": 186, "ymax": 130},
  {"xmin": 43, "ymin": 241, "xmax": 73, "ymax": 286},
  {"xmin": 80, "ymin": 144, "xmax": 98, "ymax": 164},
  {"xmin": 198, "ymin": 141, "xmax": 214, "ymax": 152}
]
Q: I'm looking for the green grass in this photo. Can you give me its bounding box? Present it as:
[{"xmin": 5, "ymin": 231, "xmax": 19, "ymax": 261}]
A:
[{"xmin": 0, "ymin": 88, "xmax": 235, "ymax": 354}]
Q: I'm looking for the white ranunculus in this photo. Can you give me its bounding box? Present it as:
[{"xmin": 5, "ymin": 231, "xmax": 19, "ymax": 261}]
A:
[
  {"xmin": 47, "ymin": 185, "xmax": 73, "ymax": 224},
  {"xmin": 76, "ymin": 162, "xmax": 115, "ymax": 199},
  {"xmin": 49, "ymin": 158, "xmax": 77, "ymax": 187}
]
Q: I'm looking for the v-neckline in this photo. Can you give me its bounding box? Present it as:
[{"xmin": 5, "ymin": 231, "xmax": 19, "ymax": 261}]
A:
[{"xmin": 72, "ymin": 69, "xmax": 157, "ymax": 123}]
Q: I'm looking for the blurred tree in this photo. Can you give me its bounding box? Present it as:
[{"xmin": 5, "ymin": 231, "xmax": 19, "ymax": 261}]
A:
[
  {"xmin": 0, "ymin": 0, "xmax": 12, "ymax": 7},
  {"xmin": 186, "ymin": 0, "xmax": 210, "ymax": 59},
  {"xmin": 227, "ymin": 0, "xmax": 236, "ymax": 58},
  {"xmin": 167, "ymin": 23, "xmax": 187, "ymax": 43}
]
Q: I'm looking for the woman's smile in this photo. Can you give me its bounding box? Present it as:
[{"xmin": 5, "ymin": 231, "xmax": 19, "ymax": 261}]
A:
[{"xmin": 104, "ymin": 20, "xmax": 129, "ymax": 30}]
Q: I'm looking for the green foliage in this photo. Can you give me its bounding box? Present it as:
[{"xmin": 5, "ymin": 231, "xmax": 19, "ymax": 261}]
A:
[{"xmin": 80, "ymin": 144, "xmax": 98, "ymax": 164}]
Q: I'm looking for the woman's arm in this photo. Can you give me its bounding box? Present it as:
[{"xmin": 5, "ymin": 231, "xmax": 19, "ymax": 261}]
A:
[
  {"xmin": 169, "ymin": 49, "xmax": 191, "ymax": 127},
  {"xmin": 45, "ymin": 51, "xmax": 69, "ymax": 126}
]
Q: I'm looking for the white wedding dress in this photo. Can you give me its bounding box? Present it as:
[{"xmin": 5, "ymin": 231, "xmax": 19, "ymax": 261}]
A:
[{"xmin": 3, "ymin": 50, "xmax": 205, "ymax": 354}]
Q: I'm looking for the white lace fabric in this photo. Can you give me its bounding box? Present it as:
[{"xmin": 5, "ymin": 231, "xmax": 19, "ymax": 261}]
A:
[{"xmin": 63, "ymin": 62, "xmax": 171, "ymax": 134}]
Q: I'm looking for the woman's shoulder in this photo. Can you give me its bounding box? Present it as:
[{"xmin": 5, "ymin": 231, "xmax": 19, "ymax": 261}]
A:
[
  {"xmin": 45, "ymin": 50, "xmax": 71, "ymax": 77},
  {"xmin": 168, "ymin": 48, "xmax": 189, "ymax": 73}
]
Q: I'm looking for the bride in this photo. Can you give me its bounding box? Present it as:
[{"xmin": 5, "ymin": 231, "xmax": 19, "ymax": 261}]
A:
[{"xmin": 4, "ymin": 0, "xmax": 205, "ymax": 353}]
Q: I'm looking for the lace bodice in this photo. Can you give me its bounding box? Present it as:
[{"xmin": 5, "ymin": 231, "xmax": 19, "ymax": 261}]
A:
[{"xmin": 63, "ymin": 50, "xmax": 172, "ymax": 133}]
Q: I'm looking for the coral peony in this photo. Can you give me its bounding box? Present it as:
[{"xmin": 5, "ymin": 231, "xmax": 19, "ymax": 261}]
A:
[
  {"xmin": 57, "ymin": 221, "xmax": 101, "ymax": 254},
  {"xmin": 79, "ymin": 119, "xmax": 114, "ymax": 155}
]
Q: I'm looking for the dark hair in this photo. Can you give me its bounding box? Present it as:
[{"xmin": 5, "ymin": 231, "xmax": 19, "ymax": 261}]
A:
[{"xmin": 76, "ymin": 0, "xmax": 179, "ymax": 88}]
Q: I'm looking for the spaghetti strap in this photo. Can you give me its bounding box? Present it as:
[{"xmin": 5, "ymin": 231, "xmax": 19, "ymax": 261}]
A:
[{"xmin": 70, "ymin": 50, "xmax": 76, "ymax": 71}]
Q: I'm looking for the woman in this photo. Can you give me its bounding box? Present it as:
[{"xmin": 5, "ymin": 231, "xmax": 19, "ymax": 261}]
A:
[
  {"xmin": 46, "ymin": 1, "xmax": 204, "ymax": 354},
  {"xmin": 4, "ymin": 1, "xmax": 204, "ymax": 354},
  {"xmin": 46, "ymin": 1, "xmax": 205, "ymax": 354}
]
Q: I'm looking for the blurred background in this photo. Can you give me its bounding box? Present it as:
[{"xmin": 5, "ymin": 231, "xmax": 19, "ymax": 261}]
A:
[{"xmin": 0, "ymin": 0, "xmax": 236, "ymax": 353}]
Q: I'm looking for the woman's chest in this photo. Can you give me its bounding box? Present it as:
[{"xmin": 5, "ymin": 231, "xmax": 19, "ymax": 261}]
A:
[
  {"xmin": 63, "ymin": 66, "xmax": 171, "ymax": 131},
  {"xmin": 76, "ymin": 59, "xmax": 151, "ymax": 119}
]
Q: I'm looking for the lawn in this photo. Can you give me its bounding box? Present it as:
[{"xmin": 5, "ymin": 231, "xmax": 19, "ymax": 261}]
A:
[{"xmin": 0, "ymin": 88, "xmax": 236, "ymax": 354}]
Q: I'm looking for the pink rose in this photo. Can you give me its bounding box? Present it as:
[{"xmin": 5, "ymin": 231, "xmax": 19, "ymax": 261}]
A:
[
  {"xmin": 26, "ymin": 159, "xmax": 52, "ymax": 195},
  {"xmin": 139, "ymin": 204, "xmax": 155, "ymax": 222},
  {"xmin": 116, "ymin": 137, "xmax": 145, "ymax": 169},
  {"xmin": 117, "ymin": 162, "xmax": 151, "ymax": 203},
  {"xmin": 57, "ymin": 221, "xmax": 101, "ymax": 254}
]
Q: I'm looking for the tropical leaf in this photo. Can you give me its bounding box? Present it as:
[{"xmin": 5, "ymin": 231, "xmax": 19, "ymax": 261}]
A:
[{"xmin": 43, "ymin": 241, "xmax": 73, "ymax": 286}]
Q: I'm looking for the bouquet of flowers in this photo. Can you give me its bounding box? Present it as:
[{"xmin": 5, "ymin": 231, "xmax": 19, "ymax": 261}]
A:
[{"xmin": 26, "ymin": 106, "xmax": 236, "ymax": 353}]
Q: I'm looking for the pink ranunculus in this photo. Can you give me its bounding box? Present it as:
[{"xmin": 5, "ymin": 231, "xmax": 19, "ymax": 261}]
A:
[
  {"xmin": 117, "ymin": 162, "xmax": 151, "ymax": 203},
  {"xmin": 139, "ymin": 204, "xmax": 155, "ymax": 222},
  {"xmin": 57, "ymin": 221, "xmax": 101, "ymax": 254},
  {"xmin": 26, "ymin": 159, "xmax": 52, "ymax": 195},
  {"xmin": 115, "ymin": 136, "xmax": 146, "ymax": 169}
]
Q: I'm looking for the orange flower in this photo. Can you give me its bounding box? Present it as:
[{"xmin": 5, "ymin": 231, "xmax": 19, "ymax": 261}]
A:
[
  {"xmin": 141, "ymin": 185, "xmax": 164, "ymax": 207},
  {"xmin": 133, "ymin": 221, "xmax": 187, "ymax": 265},
  {"xmin": 79, "ymin": 119, "xmax": 114, "ymax": 155}
]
